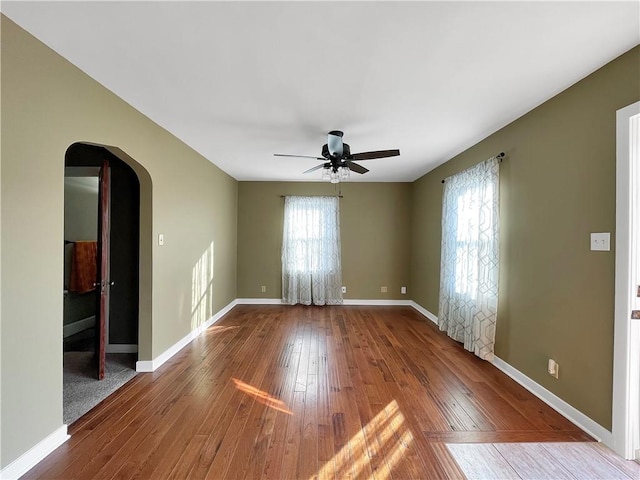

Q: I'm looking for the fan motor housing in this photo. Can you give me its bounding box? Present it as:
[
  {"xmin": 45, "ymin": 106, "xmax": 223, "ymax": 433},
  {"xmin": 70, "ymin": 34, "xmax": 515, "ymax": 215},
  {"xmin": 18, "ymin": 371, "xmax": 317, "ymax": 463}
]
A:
[{"xmin": 322, "ymin": 143, "xmax": 350, "ymax": 160}]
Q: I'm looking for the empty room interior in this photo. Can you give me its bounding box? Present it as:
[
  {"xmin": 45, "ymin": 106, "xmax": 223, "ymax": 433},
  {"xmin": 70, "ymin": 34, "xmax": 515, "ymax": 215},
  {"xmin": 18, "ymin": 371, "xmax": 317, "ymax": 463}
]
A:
[{"xmin": 1, "ymin": 1, "xmax": 640, "ymax": 479}]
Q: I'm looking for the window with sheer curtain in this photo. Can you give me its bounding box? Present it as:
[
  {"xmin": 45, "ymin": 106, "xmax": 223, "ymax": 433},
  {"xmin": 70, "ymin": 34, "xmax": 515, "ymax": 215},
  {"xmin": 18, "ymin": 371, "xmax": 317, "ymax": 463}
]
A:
[
  {"xmin": 438, "ymin": 157, "xmax": 500, "ymax": 360},
  {"xmin": 282, "ymin": 196, "xmax": 343, "ymax": 305}
]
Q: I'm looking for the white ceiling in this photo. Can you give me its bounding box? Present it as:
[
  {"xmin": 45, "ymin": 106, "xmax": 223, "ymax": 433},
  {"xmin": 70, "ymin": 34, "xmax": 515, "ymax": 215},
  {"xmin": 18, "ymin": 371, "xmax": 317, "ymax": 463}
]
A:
[{"xmin": 3, "ymin": 1, "xmax": 639, "ymax": 182}]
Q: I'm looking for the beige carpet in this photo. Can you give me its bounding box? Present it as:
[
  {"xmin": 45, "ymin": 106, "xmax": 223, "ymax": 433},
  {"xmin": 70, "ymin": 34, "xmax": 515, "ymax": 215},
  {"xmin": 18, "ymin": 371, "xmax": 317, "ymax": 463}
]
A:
[{"xmin": 63, "ymin": 352, "xmax": 137, "ymax": 425}]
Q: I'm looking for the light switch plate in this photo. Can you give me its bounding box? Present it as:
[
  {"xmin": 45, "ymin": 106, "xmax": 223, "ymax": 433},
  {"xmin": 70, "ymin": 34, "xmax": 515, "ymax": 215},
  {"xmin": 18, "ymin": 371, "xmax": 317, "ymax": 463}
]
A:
[{"xmin": 590, "ymin": 232, "xmax": 610, "ymax": 251}]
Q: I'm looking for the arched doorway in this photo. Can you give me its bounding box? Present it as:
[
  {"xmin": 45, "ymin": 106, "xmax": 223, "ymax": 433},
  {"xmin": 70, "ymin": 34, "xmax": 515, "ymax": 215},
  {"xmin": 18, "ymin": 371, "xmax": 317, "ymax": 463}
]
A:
[{"xmin": 63, "ymin": 142, "xmax": 152, "ymax": 424}]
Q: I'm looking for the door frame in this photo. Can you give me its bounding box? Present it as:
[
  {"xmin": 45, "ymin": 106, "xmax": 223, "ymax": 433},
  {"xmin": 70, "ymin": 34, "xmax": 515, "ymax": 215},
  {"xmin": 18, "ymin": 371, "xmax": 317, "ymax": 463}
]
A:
[
  {"xmin": 612, "ymin": 100, "xmax": 640, "ymax": 459},
  {"xmin": 65, "ymin": 142, "xmax": 152, "ymax": 364}
]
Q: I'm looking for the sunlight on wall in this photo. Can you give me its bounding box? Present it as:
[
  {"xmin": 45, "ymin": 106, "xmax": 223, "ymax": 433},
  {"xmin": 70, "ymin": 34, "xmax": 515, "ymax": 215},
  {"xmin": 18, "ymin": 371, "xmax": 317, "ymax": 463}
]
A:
[
  {"xmin": 191, "ymin": 241, "xmax": 215, "ymax": 332},
  {"xmin": 318, "ymin": 400, "xmax": 413, "ymax": 479},
  {"xmin": 232, "ymin": 378, "xmax": 293, "ymax": 414}
]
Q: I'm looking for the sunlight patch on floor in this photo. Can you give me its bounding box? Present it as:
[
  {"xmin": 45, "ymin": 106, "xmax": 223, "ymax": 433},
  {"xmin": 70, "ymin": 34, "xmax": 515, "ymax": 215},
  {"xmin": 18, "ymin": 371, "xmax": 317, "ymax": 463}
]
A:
[
  {"xmin": 317, "ymin": 400, "xmax": 413, "ymax": 479},
  {"xmin": 232, "ymin": 378, "xmax": 293, "ymax": 414},
  {"xmin": 205, "ymin": 325, "xmax": 240, "ymax": 335}
]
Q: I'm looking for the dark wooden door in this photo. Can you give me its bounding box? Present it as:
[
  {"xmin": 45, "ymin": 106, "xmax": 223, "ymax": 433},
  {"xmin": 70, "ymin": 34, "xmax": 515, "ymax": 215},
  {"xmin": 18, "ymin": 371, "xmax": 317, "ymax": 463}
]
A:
[{"xmin": 96, "ymin": 159, "xmax": 111, "ymax": 380}]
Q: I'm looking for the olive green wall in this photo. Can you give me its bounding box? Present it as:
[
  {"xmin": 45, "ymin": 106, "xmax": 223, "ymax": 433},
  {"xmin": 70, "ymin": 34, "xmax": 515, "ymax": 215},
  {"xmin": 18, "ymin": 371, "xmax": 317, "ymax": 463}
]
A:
[
  {"xmin": 411, "ymin": 46, "xmax": 640, "ymax": 430},
  {"xmin": 1, "ymin": 17, "xmax": 237, "ymax": 467},
  {"xmin": 237, "ymin": 182, "xmax": 411, "ymax": 300}
]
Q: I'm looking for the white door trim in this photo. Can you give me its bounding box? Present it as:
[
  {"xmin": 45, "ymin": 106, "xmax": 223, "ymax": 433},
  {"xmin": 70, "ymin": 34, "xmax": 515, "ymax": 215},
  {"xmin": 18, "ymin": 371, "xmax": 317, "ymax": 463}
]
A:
[{"xmin": 613, "ymin": 100, "xmax": 640, "ymax": 459}]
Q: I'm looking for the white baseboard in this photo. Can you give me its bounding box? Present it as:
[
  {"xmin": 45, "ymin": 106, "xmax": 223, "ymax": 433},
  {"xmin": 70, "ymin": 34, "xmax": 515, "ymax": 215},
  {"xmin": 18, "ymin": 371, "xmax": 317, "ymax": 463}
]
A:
[
  {"xmin": 106, "ymin": 344, "xmax": 138, "ymax": 354},
  {"xmin": 0, "ymin": 425, "xmax": 69, "ymax": 480},
  {"xmin": 62, "ymin": 315, "xmax": 95, "ymax": 338},
  {"xmin": 492, "ymin": 356, "xmax": 614, "ymax": 446},
  {"xmin": 409, "ymin": 301, "xmax": 439, "ymax": 324},
  {"xmin": 135, "ymin": 359, "xmax": 155, "ymax": 372},
  {"xmin": 236, "ymin": 298, "xmax": 283, "ymax": 305},
  {"xmin": 135, "ymin": 299, "xmax": 237, "ymax": 373},
  {"xmin": 343, "ymin": 299, "xmax": 411, "ymax": 306},
  {"xmin": 236, "ymin": 298, "xmax": 412, "ymax": 306}
]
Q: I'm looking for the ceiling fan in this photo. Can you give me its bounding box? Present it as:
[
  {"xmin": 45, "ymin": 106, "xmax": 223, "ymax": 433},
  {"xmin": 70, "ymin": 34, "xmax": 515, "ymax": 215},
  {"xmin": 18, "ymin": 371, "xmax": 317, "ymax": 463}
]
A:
[{"xmin": 274, "ymin": 130, "xmax": 400, "ymax": 180}]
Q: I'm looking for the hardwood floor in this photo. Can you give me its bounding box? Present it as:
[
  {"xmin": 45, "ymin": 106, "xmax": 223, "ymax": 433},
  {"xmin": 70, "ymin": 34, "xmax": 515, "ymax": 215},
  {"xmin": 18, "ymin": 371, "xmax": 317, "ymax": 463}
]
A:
[{"xmin": 24, "ymin": 305, "xmax": 599, "ymax": 479}]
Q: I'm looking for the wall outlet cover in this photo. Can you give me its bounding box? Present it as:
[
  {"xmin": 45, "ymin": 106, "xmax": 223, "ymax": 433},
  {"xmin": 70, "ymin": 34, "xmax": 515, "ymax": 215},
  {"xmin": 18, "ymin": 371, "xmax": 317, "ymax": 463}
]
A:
[{"xmin": 590, "ymin": 232, "xmax": 610, "ymax": 251}]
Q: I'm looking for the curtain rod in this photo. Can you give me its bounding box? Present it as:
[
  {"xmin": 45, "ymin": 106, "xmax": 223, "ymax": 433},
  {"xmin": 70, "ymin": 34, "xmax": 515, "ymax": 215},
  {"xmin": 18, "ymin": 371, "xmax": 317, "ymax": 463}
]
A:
[
  {"xmin": 280, "ymin": 195, "xmax": 343, "ymax": 198},
  {"xmin": 441, "ymin": 152, "xmax": 505, "ymax": 184}
]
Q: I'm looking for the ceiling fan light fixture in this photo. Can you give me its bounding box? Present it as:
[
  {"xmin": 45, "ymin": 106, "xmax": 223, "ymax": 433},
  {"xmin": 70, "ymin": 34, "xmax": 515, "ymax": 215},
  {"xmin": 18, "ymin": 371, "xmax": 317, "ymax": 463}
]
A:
[
  {"xmin": 327, "ymin": 130, "xmax": 344, "ymax": 157},
  {"xmin": 341, "ymin": 166, "xmax": 350, "ymax": 180},
  {"xmin": 329, "ymin": 170, "xmax": 340, "ymax": 184}
]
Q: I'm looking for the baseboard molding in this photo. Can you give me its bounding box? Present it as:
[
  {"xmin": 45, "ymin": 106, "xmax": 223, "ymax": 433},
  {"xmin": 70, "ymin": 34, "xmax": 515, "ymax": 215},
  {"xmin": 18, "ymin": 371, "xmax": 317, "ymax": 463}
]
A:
[
  {"xmin": 236, "ymin": 298, "xmax": 412, "ymax": 306},
  {"xmin": 135, "ymin": 299, "xmax": 238, "ymax": 373},
  {"xmin": 492, "ymin": 356, "xmax": 614, "ymax": 446},
  {"xmin": 236, "ymin": 298, "xmax": 283, "ymax": 305},
  {"xmin": 62, "ymin": 315, "xmax": 95, "ymax": 338},
  {"xmin": 409, "ymin": 301, "xmax": 439, "ymax": 324},
  {"xmin": 106, "ymin": 344, "xmax": 138, "ymax": 354},
  {"xmin": 343, "ymin": 299, "xmax": 411, "ymax": 306},
  {"xmin": 0, "ymin": 425, "xmax": 69, "ymax": 480}
]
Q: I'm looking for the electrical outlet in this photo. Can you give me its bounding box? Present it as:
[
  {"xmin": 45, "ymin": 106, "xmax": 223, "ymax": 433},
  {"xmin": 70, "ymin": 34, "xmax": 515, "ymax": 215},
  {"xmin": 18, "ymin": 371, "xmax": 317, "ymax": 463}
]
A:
[
  {"xmin": 548, "ymin": 359, "xmax": 559, "ymax": 379},
  {"xmin": 381, "ymin": 286, "xmax": 388, "ymax": 293},
  {"xmin": 401, "ymin": 286, "xmax": 407, "ymax": 294},
  {"xmin": 590, "ymin": 232, "xmax": 610, "ymax": 251},
  {"xmin": 341, "ymin": 286, "xmax": 347, "ymax": 294},
  {"xmin": 261, "ymin": 285, "xmax": 266, "ymax": 293}
]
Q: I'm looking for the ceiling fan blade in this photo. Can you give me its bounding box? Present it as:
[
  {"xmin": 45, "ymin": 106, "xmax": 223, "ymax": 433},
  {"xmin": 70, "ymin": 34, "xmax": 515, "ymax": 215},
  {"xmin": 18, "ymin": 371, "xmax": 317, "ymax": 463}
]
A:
[
  {"xmin": 349, "ymin": 149, "xmax": 400, "ymax": 161},
  {"xmin": 303, "ymin": 163, "xmax": 330, "ymax": 174},
  {"xmin": 346, "ymin": 161, "xmax": 369, "ymax": 174},
  {"xmin": 274, "ymin": 153, "xmax": 325, "ymax": 160}
]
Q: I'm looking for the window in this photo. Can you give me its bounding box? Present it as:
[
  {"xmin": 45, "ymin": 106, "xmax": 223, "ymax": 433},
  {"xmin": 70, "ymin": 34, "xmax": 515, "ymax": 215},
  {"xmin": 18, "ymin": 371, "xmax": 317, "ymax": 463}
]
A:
[
  {"xmin": 281, "ymin": 196, "xmax": 342, "ymax": 305},
  {"xmin": 438, "ymin": 157, "xmax": 500, "ymax": 360},
  {"xmin": 453, "ymin": 182, "xmax": 496, "ymax": 299}
]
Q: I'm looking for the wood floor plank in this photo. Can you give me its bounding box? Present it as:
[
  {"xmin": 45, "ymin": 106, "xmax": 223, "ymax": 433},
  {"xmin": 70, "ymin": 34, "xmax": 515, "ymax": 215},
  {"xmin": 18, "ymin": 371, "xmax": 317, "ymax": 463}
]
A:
[
  {"xmin": 166, "ymin": 434, "xmax": 208, "ymax": 479},
  {"xmin": 493, "ymin": 442, "xmax": 576, "ymax": 479},
  {"xmin": 541, "ymin": 442, "xmax": 633, "ymax": 479},
  {"xmin": 430, "ymin": 442, "xmax": 468, "ymax": 479},
  {"xmin": 446, "ymin": 443, "xmax": 520, "ymax": 479},
  {"xmin": 425, "ymin": 429, "xmax": 593, "ymax": 443},
  {"xmin": 297, "ymin": 374, "xmax": 319, "ymax": 479},
  {"xmin": 24, "ymin": 305, "xmax": 605, "ymax": 480},
  {"xmin": 589, "ymin": 442, "xmax": 640, "ymax": 479}
]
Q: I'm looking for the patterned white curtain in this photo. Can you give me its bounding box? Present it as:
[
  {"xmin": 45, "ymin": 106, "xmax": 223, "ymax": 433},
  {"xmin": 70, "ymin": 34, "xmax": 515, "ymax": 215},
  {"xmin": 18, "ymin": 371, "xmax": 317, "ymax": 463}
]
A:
[
  {"xmin": 438, "ymin": 157, "xmax": 500, "ymax": 360},
  {"xmin": 282, "ymin": 196, "xmax": 343, "ymax": 306}
]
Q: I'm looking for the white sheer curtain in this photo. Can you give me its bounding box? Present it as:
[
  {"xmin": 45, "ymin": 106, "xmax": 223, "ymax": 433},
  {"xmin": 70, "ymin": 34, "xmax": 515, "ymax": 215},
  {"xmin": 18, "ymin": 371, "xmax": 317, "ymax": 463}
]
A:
[
  {"xmin": 282, "ymin": 196, "xmax": 343, "ymax": 305},
  {"xmin": 438, "ymin": 157, "xmax": 500, "ymax": 360}
]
